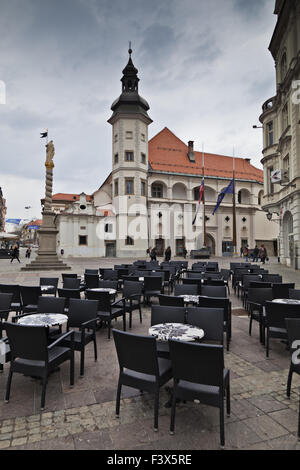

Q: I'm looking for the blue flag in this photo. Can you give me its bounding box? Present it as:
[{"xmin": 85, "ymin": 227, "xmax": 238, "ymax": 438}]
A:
[{"xmin": 212, "ymin": 179, "xmax": 234, "ymax": 215}]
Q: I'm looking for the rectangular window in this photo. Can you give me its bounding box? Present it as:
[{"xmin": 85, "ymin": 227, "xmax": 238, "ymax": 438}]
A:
[
  {"xmin": 282, "ymin": 103, "xmax": 289, "ymax": 131},
  {"xmin": 125, "ymin": 179, "xmax": 134, "ymax": 195},
  {"xmin": 79, "ymin": 235, "xmax": 87, "ymax": 245},
  {"xmin": 267, "ymin": 121, "xmax": 274, "ymax": 146},
  {"xmin": 114, "ymin": 153, "xmax": 118, "ymax": 164},
  {"xmin": 141, "ymin": 153, "xmax": 146, "ymax": 164},
  {"xmin": 126, "ymin": 131, "xmax": 133, "ymax": 139},
  {"xmin": 141, "ymin": 180, "xmax": 146, "ymax": 196},
  {"xmin": 105, "ymin": 223, "xmax": 113, "ymax": 233},
  {"xmin": 125, "ymin": 151, "xmax": 134, "ymax": 162},
  {"xmin": 114, "ymin": 180, "xmax": 119, "ymax": 196},
  {"xmin": 283, "ymin": 155, "xmax": 290, "ymax": 181},
  {"xmin": 141, "ymin": 133, "xmax": 145, "ymax": 142},
  {"xmin": 268, "ymin": 166, "xmax": 274, "ymax": 194}
]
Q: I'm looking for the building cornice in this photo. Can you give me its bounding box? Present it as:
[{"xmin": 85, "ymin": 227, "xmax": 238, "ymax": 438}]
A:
[{"xmin": 148, "ymin": 169, "xmax": 263, "ymax": 185}]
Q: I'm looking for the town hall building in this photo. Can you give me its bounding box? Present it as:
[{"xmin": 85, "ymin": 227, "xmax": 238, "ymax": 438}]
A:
[{"xmin": 49, "ymin": 48, "xmax": 279, "ymax": 259}]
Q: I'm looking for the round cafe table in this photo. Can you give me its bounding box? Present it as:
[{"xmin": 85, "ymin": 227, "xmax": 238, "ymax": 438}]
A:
[
  {"xmin": 149, "ymin": 323, "xmax": 204, "ymax": 342},
  {"xmin": 40, "ymin": 285, "xmax": 55, "ymax": 293},
  {"xmin": 89, "ymin": 288, "xmax": 116, "ymax": 295},
  {"xmin": 17, "ymin": 313, "xmax": 68, "ymax": 327},
  {"xmin": 178, "ymin": 294, "xmax": 200, "ymax": 305},
  {"xmin": 272, "ymin": 298, "xmax": 300, "ymax": 305}
]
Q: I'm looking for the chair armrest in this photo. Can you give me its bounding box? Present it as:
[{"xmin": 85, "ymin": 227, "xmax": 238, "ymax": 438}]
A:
[
  {"xmin": 126, "ymin": 293, "xmax": 141, "ymax": 301},
  {"xmin": 81, "ymin": 317, "xmax": 98, "ymax": 328},
  {"xmin": 112, "ymin": 298, "xmax": 125, "ymax": 307},
  {"xmin": 247, "ymin": 301, "xmax": 262, "ymax": 311},
  {"xmin": 48, "ymin": 330, "xmax": 74, "ymax": 349}
]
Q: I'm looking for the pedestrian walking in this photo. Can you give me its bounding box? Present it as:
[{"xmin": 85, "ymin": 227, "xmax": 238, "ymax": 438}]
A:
[
  {"xmin": 243, "ymin": 245, "xmax": 249, "ymax": 262},
  {"xmin": 10, "ymin": 244, "xmax": 20, "ymax": 263},
  {"xmin": 252, "ymin": 245, "xmax": 259, "ymax": 262},
  {"xmin": 183, "ymin": 246, "xmax": 188, "ymax": 259},
  {"xmin": 164, "ymin": 246, "xmax": 171, "ymax": 262},
  {"xmin": 25, "ymin": 247, "xmax": 31, "ymax": 259},
  {"xmin": 150, "ymin": 247, "xmax": 157, "ymax": 261},
  {"xmin": 259, "ymin": 244, "xmax": 268, "ymax": 264}
]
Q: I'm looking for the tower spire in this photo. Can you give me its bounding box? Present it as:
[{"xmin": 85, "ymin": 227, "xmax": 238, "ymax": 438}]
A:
[{"xmin": 121, "ymin": 44, "xmax": 139, "ymax": 93}]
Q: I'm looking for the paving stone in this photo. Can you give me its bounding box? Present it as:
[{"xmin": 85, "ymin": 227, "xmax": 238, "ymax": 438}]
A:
[
  {"xmin": 268, "ymin": 408, "xmax": 299, "ymax": 433},
  {"xmin": 248, "ymin": 395, "xmax": 288, "ymax": 413},
  {"xmin": 0, "ymin": 440, "xmax": 10, "ymax": 449},
  {"xmin": 11, "ymin": 437, "xmax": 27, "ymax": 447},
  {"xmin": 244, "ymin": 414, "xmax": 289, "ymax": 441}
]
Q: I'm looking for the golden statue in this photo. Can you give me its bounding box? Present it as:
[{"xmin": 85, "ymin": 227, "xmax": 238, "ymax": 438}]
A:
[{"xmin": 45, "ymin": 140, "xmax": 55, "ymax": 168}]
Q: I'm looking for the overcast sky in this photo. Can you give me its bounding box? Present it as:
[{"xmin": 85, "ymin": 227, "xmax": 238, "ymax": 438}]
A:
[{"xmin": 0, "ymin": 0, "xmax": 277, "ymax": 221}]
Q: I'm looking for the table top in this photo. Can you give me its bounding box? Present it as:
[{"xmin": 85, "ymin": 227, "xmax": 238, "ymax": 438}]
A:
[
  {"xmin": 18, "ymin": 313, "xmax": 68, "ymax": 327},
  {"xmin": 178, "ymin": 295, "xmax": 200, "ymax": 304},
  {"xmin": 89, "ymin": 288, "xmax": 116, "ymax": 294},
  {"xmin": 149, "ymin": 323, "xmax": 204, "ymax": 342},
  {"xmin": 272, "ymin": 298, "xmax": 300, "ymax": 305}
]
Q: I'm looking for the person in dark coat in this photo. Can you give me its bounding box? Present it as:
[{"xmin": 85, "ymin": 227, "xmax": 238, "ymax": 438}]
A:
[
  {"xmin": 165, "ymin": 246, "xmax": 171, "ymax": 262},
  {"xmin": 259, "ymin": 244, "xmax": 268, "ymax": 264},
  {"xmin": 252, "ymin": 245, "xmax": 259, "ymax": 262},
  {"xmin": 183, "ymin": 246, "xmax": 188, "ymax": 259},
  {"xmin": 10, "ymin": 244, "xmax": 20, "ymax": 263},
  {"xmin": 150, "ymin": 247, "xmax": 157, "ymax": 261}
]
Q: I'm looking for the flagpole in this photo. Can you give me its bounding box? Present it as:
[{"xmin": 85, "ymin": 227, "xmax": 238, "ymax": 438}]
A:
[
  {"xmin": 202, "ymin": 144, "xmax": 206, "ymax": 247},
  {"xmin": 232, "ymin": 149, "xmax": 237, "ymax": 255}
]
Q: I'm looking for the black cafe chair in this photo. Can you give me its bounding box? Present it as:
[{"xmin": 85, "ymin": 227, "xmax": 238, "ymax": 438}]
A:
[
  {"xmin": 112, "ymin": 329, "xmax": 173, "ymax": 431},
  {"xmin": 39, "ymin": 278, "xmax": 59, "ymax": 296},
  {"xmin": 168, "ymin": 340, "xmax": 230, "ymax": 448},
  {"xmin": 60, "ymin": 299, "xmax": 98, "ymax": 377},
  {"xmin": 4, "ymin": 322, "xmax": 74, "ymax": 410},
  {"xmin": 20, "ymin": 286, "xmax": 41, "ymax": 313}
]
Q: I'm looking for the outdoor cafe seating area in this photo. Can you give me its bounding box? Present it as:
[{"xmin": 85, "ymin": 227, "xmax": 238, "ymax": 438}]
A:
[{"xmin": 0, "ymin": 259, "xmax": 300, "ymax": 448}]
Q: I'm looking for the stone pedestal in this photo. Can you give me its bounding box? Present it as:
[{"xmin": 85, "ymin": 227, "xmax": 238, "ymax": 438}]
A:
[{"xmin": 21, "ymin": 211, "xmax": 70, "ymax": 271}]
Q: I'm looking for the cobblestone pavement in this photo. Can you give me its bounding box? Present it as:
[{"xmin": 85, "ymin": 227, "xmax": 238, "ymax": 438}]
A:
[{"xmin": 0, "ymin": 254, "xmax": 300, "ymax": 449}]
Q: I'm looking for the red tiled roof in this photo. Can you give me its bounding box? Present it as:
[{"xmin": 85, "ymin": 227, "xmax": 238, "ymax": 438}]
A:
[
  {"xmin": 28, "ymin": 219, "xmax": 42, "ymax": 226},
  {"xmin": 52, "ymin": 193, "xmax": 93, "ymax": 202},
  {"xmin": 148, "ymin": 127, "xmax": 263, "ymax": 182}
]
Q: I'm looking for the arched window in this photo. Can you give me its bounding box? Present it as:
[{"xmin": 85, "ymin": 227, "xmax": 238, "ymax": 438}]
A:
[
  {"xmin": 238, "ymin": 189, "xmax": 250, "ymax": 204},
  {"xmin": 151, "ymin": 183, "xmax": 164, "ymax": 198},
  {"xmin": 258, "ymin": 190, "xmax": 264, "ymax": 206}
]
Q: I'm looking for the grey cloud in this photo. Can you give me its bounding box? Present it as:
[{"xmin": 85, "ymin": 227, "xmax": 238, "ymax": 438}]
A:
[{"xmin": 0, "ymin": 0, "xmax": 277, "ymax": 218}]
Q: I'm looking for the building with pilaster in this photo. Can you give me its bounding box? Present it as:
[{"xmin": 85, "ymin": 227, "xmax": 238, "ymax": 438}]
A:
[{"xmin": 259, "ymin": 0, "xmax": 300, "ymax": 267}]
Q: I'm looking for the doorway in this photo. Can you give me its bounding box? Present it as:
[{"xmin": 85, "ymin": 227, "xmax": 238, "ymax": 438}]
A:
[
  {"xmin": 105, "ymin": 242, "xmax": 116, "ymax": 257},
  {"xmin": 176, "ymin": 238, "xmax": 185, "ymax": 256},
  {"xmin": 155, "ymin": 238, "xmax": 165, "ymax": 256}
]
